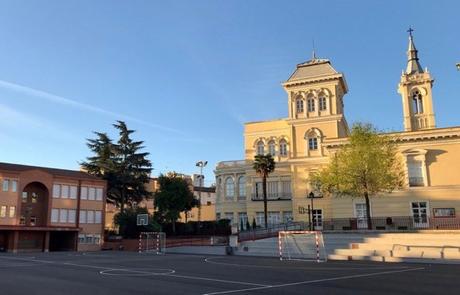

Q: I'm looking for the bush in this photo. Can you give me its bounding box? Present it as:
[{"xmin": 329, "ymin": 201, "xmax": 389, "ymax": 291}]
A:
[{"xmin": 114, "ymin": 207, "xmax": 161, "ymax": 239}]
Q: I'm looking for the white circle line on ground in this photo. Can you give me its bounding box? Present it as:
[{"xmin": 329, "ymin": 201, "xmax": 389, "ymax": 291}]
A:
[
  {"xmin": 99, "ymin": 268, "xmax": 176, "ymax": 276},
  {"xmin": 203, "ymin": 257, "xmax": 412, "ymax": 271}
]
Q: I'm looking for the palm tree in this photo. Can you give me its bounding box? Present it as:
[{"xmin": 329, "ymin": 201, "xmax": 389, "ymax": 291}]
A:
[{"xmin": 253, "ymin": 154, "xmax": 276, "ymax": 228}]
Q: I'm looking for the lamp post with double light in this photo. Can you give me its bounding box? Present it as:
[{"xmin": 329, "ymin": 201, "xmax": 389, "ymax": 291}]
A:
[{"xmin": 195, "ymin": 160, "xmax": 207, "ymax": 232}]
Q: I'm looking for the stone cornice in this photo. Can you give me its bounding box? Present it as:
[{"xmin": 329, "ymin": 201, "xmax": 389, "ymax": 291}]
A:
[{"xmin": 323, "ymin": 126, "xmax": 460, "ymax": 148}]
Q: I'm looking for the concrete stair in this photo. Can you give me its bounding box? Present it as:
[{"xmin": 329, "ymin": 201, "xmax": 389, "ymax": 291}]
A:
[
  {"xmin": 331, "ymin": 232, "xmax": 460, "ymax": 263},
  {"xmin": 234, "ymin": 232, "xmax": 460, "ymax": 264}
]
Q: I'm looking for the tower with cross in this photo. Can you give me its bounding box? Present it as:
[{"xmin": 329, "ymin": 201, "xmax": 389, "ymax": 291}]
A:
[{"xmin": 398, "ymin": 28, "xmax": 436, "ymax": 132}]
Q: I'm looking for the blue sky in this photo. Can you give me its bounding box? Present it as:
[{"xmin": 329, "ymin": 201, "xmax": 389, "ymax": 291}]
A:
[{"xmin": 0, "ymin": 0, "xmax": 459, "ymax": 185}]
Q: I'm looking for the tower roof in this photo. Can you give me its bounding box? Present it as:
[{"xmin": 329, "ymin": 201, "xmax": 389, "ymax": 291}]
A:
[
  {"xmin": 286, "ymin": 57, "xmax": 338, "ymax": 82},
  {"xmin": 405, "ymin": 28, "xmax": 423, "ymax": 75}
]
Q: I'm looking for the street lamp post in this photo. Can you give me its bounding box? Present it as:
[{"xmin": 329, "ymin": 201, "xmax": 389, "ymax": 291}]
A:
[
  {"xmin": 195, "ymin": 160, "xmax": 208, "ymax": 232},
  {"xmin": 307, "ymin": 191, "xmax": 315, "ymax": 231}
]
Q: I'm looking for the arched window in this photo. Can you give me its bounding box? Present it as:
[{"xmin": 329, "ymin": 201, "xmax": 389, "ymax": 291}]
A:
[
  {"xmin": 238, "ymin": 176, "xmax": 246, "ymax": 198},
  {"xmin": 296, "ymin": 98, "xmax": 304, "ymax": 113},
  {"xmin": 412, "ymin": 90, "xmax": 423, "ymax": 114},
  {"xmin": 319, "ymin": 96, "xmax": 327, "ymax": 111},
  {"xmin": 308, "ymin": 137, "xmax": 318, "ymax": 150},
  {"xmin": 268, "ymin": 140, "xmax": 276, "ymax": 156},
  {"xmin": 307, "ymin": 97, "xmax": 315, "ymax": 112},
  {"xmin": 305, "ymin": 128, "xmax": 322, "ymax": 152},
  {"xmin": 256, "ymin": 141, "xmax": 265, "ymax": 155},
  {"xmin": 225, "ymin": 177, "xmax": 234, "ymax": 198},
  {"xmin": 279, "ymin": 139, "xmax": 288, "ymax": 157}
]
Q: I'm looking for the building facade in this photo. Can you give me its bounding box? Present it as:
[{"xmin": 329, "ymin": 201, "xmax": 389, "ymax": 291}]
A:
[
  {"xmin": 215, "ymin": 33, "xmax": 460, "ymax": 230},
  {"xmin": 0, "ymin": 162, "xmax": 106, "ymax": 252}
]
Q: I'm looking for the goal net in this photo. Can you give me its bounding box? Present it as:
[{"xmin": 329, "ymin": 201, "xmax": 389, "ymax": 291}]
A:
[
  {"xmin": 278, "ymin": 231, "xmax": 327, "ymax": 262},
  {"xmin": 138, "ymin": 232, "xmax": 166, "ymax": 254}
]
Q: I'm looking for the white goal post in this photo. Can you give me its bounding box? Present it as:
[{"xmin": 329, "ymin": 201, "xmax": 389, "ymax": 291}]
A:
[
  {"xmin": 138, "ymin": 232, "xmax": 166, "ymax": 254},
  {"xmin": 278, "ymin": 231, "xmax": 327, "ymax": 262}
]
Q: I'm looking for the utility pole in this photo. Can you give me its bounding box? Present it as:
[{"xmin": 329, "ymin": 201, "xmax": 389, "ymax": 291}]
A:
[{"xmin": 195, "ymin": 160, "xmax": 207, "ymax": 232}]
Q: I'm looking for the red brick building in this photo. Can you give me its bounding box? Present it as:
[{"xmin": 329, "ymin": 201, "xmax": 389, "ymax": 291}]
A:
[{"xmin": 0, "ymin": 162, "xmax": 106, "ymax": 252}]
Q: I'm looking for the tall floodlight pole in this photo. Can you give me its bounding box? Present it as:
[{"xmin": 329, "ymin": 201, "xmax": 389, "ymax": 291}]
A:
[{"xmin": 195, "ymin": 160, "xmax": 208, "ymax": 232}]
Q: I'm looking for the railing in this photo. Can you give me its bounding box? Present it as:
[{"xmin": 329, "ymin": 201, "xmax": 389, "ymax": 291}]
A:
[
  {"xmin": 391, "ymin": 244, "xmax": 460, "ymax": 259},
  {"xmin": 251, "ymin": 193, "xmax": 292, "ymax": 201},
  {"xmin": 216, "ymin": 160, "xmax": 247, "ymax": 168},
  {"xmin": 166, "ymin": 236, "xmax": 229, "ymax": 248},
  {"xmin": 320, "ymin": 216, "xmax": 460, "ymax": 231},
  {"xmin": 409, "ymin": 177, "xmax": 424, "ymax": 187},
  {"xmin": 238, "ymin": 222, "xmax": 308, "ymax": 242}
]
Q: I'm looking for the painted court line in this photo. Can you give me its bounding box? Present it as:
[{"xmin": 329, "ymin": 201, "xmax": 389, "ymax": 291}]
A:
[
  {"xmin": 204, "ymin": 257, "xmax": 412, "ymax": 271},
  {"xmin": 164, "ymin": 273, "xmax": 270, "ymax": 287},
  {"xmin": 202, "ymin": 267, "xmax": 426, "ymax": 295}
]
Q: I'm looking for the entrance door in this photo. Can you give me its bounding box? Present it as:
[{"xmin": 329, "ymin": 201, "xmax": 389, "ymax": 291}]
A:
[
  {"xmin": 411, "ymin": 202, "xmax": 429, "ymax": 228},
  {"xmin": 312, "ymin": 209, "xmax": 323, "ymax": 230},
  {"xmin": 355, "ymin": 203, "xmax": 368, "ymax": 229}
]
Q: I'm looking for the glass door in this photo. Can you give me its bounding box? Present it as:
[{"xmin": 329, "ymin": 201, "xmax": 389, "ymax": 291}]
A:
[
  {"xmin": 411, "ymin": 202, "xmax": 429, "ymax": 228},
  {"xmin": 355, "ymin": 203, "xmax": 368, "ymax": 229},
  {"xmin": 312, "ymin": 209, "xmax": 323, "ymax": 230}
]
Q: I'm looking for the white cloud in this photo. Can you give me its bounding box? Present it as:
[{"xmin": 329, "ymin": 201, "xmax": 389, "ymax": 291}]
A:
[{"xmin": 0, "ymin": 79, "xmax": 185, "ymax": 135}]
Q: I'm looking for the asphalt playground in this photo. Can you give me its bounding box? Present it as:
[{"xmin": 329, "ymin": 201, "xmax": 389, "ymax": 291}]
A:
[{"xmin": 0, "ymin": 251, "xmax": 458, "ymax": 294}]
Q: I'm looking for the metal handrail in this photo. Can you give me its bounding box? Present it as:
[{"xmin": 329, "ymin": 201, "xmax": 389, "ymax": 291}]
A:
[{"xmin": 391, "ymin": 244, "xmax": 460, "ymax": 258}]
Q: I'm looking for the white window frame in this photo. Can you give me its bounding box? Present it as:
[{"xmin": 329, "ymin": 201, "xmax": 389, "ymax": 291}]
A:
[
  {"xmin": 53, "ymin": 184, "xmax": 61, "ymax": 198},
  {"xmin": 59, "ymin": 209, "xmax": 68, "ymax": 223},
  {"xmin": 68, "ymin": 209, "xmax": 76, "ymax": 223},
  {"xmin": 0, "ymin": 206, "xmax": 6, "ymax": 217},
  {"xmin": 95, "ymin": 211, "xmax": 102, "ymax": 224},
  {"xmin": 70, "ymin": 186, "xmax": 78, "ymax": 199},
  {"xmin": 51, "ymin": 209, "xmax": 59, "ymax": 223},
  {"xmin": 225, "ymin": 177, "xmax": 234, "ymax": 198},
  {"xmin": 88, "ymin": 187, "xmax": 96, "ymax": 201},
  {"xmin": 96, "ymin": 188, "xmax": 103, "ymax": 201},
  {"xmin": 11, "ymin": 180, "xmax": 17, "ymax": 193},
  {"xmin": 9, "ymin": 206, "xmax": 15, "ymax": 218},
  {"xmin": 80, "ymin": 186, "xmax": 88, "ymax": 200},
  {"xmin": 2, "ymin": 179, "xmax": 9, "ymax": 192},
  {"xmin": 238, "ymin": 176, "xmax": 246, "ymax": 199},
  {"xmin": 79, "ymin": 210, "xmax": 87, "ymax": 224},
  {"xmin": 61, "ymin": 185, "xmax": 69, "ymax": 199},
  {"xmin": 87, "ymin": 210, "xmax": 95, "ymax": 224}
]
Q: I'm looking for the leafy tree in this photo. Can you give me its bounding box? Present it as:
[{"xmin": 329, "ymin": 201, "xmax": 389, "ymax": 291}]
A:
[
  {"xmin": 154, "ymin": 173, "xmax": 196, "ymax": 233},
  {"xmin": 114, "ymin": 207, "xmax": 160, "ymax": 238},
  {"xmin": 81, "ymin": 121, "xmax": 152, "ymax": 212},
  {"xmin": 253, "ymin": 154, "xmax": 276, "ymax": 228},
  {"xmin": 311, "ymin": 123, "xmax": 405, "ymax": 229}
]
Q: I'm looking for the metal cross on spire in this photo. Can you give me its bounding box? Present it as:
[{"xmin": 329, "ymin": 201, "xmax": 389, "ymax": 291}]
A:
[{"xmin": 407, "ymin": 27, "xmax": 414, "ymax": 38}]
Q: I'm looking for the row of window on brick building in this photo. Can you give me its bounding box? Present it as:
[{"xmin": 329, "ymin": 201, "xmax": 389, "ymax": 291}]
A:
[
  {"xmin": 50, "ymin": 208, "xmax": 102, "ymax": 224},
  {"xmin": 1, "ymin": 180, "xmax": 104, "ymax": 201},
  {"xmin": 52, "ymin": 184, "xmax": 103, "ymax": 201}
]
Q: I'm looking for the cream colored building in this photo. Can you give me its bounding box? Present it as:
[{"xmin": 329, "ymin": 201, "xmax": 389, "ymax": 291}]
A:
[{"xmin": 215, "ymin": 32, "xmax": 460, "ymax": 230}]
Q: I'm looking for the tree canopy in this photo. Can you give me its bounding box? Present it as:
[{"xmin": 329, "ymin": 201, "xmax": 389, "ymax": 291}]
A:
[
  {"xmin": 311, "ymin": 123, "xmax": 405, "ymax": 229},
  {"xmin": 154, "ymin": 173, "xmax": 196, "ymax": 233},
  {"xmin": 81, "ymin": 121, "xmax": 152, "ymax": 212}
]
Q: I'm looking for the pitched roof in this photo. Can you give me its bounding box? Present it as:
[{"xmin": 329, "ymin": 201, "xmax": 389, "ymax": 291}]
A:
[
  {"xmin": 286, "ymin": 58, "xmax": 338, "ymax": 82},
  {"xmin": 0, "ymin": 162, "xmax": 103, "ymax": 181}
]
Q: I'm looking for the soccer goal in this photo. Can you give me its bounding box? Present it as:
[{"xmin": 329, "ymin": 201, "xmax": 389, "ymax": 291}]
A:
[
  {"xmin": 138, "ymin": 232, "xmax": 166, "ymax": 254},
  {"xmin": 278, "ymin": 231, "xmax": 327, "ymax": 262}
]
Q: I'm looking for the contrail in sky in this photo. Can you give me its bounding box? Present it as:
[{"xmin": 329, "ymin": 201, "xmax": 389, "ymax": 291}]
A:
[{"xmin": 0, "ymin": 79, "xmax": 184, "ymax": 135}]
